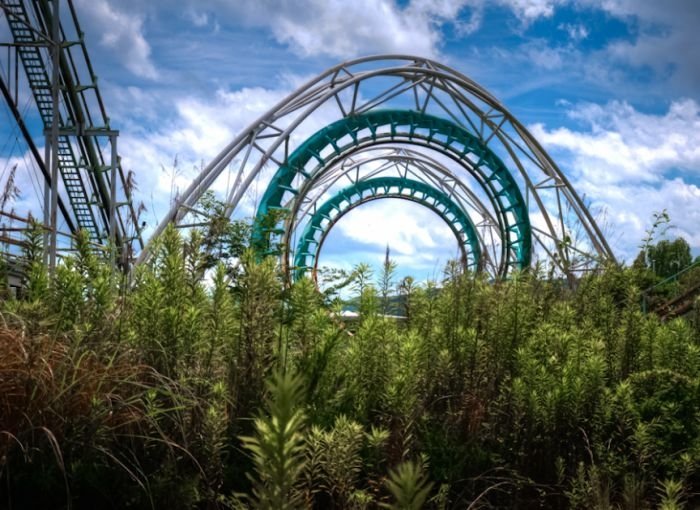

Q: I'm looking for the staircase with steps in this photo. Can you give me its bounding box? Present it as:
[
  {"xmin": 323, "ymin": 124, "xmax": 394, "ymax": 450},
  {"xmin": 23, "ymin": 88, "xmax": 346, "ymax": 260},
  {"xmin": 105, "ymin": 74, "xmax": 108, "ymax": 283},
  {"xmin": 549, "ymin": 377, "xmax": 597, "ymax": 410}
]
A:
[
  {"xmin": 4, "ymin": 0, "xmax": 99, "ymax": 240},
  {"xmin": 2, "ymin": 0, "xmax": 144, "ymax": 255}
]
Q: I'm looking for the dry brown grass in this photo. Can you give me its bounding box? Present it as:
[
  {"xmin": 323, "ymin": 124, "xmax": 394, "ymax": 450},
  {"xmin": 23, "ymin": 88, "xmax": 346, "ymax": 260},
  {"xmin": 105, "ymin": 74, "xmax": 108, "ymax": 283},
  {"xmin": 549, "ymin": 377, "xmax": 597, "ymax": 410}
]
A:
[{"xmin": 0, "ymin": 319, "xmax": 156, "ymax": 477}]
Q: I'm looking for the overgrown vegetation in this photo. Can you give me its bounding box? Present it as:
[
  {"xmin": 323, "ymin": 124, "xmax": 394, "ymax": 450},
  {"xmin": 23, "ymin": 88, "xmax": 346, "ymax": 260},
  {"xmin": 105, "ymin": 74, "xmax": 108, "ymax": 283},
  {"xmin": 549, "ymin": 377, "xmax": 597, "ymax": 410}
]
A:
[{"xmin": 1, "ymin": 218, "xmax": 700, "ymax": 509}]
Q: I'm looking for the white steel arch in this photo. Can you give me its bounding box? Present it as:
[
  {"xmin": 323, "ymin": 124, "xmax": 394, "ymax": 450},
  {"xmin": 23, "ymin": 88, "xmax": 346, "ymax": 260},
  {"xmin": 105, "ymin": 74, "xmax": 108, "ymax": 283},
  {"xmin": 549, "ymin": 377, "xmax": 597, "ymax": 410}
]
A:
[{"xmin": 138, "ymin": 55, "xmax": 615, "ymax": 278}]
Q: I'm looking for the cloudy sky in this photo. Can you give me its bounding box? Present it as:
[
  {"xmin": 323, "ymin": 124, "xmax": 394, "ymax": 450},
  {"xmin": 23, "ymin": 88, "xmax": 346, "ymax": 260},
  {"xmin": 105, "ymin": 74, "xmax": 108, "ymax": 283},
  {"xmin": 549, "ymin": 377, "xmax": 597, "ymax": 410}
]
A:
[{"xmin": 1, "ymin": 0, "xmax": 699, "ymax": 280}]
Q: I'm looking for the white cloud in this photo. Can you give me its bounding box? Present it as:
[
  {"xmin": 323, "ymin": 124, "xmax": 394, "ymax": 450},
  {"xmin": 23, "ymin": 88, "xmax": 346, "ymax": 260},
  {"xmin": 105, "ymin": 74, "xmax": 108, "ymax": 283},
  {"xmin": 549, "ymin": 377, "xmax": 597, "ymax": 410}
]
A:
[
  {"xmin": 583, "ymin": 0, "xmax": 700, "ymax": 92},
  {"xmin": 65, "ymin": 0, "xmax": 589, "ymax": 71},
  {"xmin": 531, "ymin": 99, "xmax": 700, "ymax": 184},
  {"xmin": 462, "ymin": 1, "xmax": 699, "ymax": 98},
  {"xmin": 499, "ymin": 0, "xmax": 563, "ymax": 22},
  {"xmin": 334, "ymin": 200, "xmax": 455, "ymax": 256},
  {"xmin": 406, "ymin": 0, "xmax": 482, "ymax": 35},
  {"xmin": 584, "ymin": 178, "xmax": 700, "ymax": 261},
  {"xmin": 73, "ymin": 0, "xmax": 157, "ymax": 79},
  {"xmin": 530, "ymin": 99, "xmax": 700, "ymax": 259},
  {"xmin": 186, "ymin": 9, "xmax": 209, "ymax": 27},
  {"xmin": 186, "ymin": 0, "xmax": 570, "ymax": 61},
  {"xmin": 558, "ymin": 22, "xmax": 589, "ymax": 41},
  {"xmin": 228, "ymin": 0, "xmax": 445, "ymax": 59},
  {"xmin": 320, "ymin": 199, "xmax": 460, "ymax": 278},
  {"xmin": 520, "ymin": 40, "xmax": 569, "ymax": 69}
]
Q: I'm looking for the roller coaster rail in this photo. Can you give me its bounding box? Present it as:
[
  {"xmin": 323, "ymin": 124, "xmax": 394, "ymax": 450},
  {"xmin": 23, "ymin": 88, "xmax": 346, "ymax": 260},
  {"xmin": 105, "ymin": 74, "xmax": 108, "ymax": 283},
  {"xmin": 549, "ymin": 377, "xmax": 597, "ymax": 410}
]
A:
[
  {"xmin": 139, "ymin": 54, "xmax": 616, "ymax": 283},
  {"xmin": 0, "ymin": 0, "xmax": 143, "ymax": 271},
  {"xmin": 1, "ymin": 2, "xmax": 616, "ymax": 284}
]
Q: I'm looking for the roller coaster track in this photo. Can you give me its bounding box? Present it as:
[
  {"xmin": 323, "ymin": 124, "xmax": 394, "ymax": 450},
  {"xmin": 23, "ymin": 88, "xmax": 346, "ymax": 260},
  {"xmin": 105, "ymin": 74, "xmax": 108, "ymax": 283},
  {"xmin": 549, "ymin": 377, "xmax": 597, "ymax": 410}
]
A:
[
  {"xmin": 3, "ymin": 3, "xmax": 615, "ymax": 281},
  {"xmin": 655, "ymin": 282, "xmax": 700, "ymax": 320},
  {"xmin": 644, "ymin": 260, "xmax": 700, "ymax": 320},
  {"xmin": 293, "ymin": 176, "xmax": 483, "ymax": 280},
  {"xmin": 142, "ymin": 55, "xmax": 615, "ymax": 282},
  {"xmin": 0, "ymin": 0, "xmax": 142, "ymax": 254}
]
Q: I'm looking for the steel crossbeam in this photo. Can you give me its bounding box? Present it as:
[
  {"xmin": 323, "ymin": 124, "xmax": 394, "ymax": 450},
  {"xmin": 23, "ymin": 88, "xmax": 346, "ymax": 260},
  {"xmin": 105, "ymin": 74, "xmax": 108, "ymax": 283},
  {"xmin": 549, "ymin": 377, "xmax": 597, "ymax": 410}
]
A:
[{"xmin": 0, "ymin": 0, "xmax": 143, "ymax": 269}]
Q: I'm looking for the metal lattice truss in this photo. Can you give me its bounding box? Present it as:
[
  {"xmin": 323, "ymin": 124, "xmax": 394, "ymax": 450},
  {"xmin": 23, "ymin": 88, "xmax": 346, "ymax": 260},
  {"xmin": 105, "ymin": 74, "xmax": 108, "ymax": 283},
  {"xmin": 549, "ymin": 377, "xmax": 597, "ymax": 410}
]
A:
[
  {"xmin": 290, "ymin": 146, "xmax": 500, "ymax": 278},
  {"xmin": 293, "ymin": 175, "xmax": 483, "ymax": 280},
  {"xmin": 142, "ymin": 55, "xmax": 615, "ymax": 280},
  {"xmin": 1, "ymin": 0, "xmax": 143, "ymax": 265}
]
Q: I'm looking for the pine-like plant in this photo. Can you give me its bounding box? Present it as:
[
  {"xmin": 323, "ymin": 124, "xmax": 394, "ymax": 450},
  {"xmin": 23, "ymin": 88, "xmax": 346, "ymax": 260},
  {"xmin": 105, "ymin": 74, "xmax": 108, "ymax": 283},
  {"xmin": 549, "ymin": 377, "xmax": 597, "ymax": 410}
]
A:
[
  {"xmin": 382, "ymin": 460, "xmax": 433, "ymax": 510},
  {"xmin": 240, "ymin": 370, "xmax": 307, "ymax": 509}
]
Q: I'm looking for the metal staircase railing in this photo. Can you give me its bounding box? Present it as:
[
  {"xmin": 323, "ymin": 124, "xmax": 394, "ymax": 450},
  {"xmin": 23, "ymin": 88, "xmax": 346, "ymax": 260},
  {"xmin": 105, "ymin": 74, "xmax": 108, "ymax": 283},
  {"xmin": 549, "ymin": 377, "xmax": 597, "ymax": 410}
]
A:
[
  {"xmin": 642, "ymin": 259, "xmax": 700, "ymax": 318},
  {"xmin": 4, "ymin": 0, "xmax": 99, "ymax": 240},
  {"xmin": 1, "ymin": 0, "xmax": 144, "ymax": 258},
  {"xmin": 655, "ymin": 280, "xmax": 700, "ymax": 320}
]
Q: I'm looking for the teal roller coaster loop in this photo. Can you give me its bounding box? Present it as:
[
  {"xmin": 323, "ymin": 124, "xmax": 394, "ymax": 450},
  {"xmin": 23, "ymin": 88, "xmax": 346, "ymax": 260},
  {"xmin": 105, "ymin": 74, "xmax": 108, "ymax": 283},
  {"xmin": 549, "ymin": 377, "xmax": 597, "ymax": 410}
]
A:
[
  {"xmin": 288, "ymin": 146, "xmax": 501, "ymax": 274},
  {"xmin": 255, "ymin": 109, "xmax": 532, "ymax": 277},
  {"xmin": 293, "ymin": 177, "xmax": 482, "ymax": 280}
]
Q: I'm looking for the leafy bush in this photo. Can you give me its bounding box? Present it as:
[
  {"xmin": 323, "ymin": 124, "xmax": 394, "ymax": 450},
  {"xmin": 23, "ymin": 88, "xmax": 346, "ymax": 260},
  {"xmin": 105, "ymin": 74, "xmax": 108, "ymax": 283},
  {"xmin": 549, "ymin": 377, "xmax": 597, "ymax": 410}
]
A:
[{"xmin": 2, "ymin": 226, "xmax": 700, "ymax": 508}]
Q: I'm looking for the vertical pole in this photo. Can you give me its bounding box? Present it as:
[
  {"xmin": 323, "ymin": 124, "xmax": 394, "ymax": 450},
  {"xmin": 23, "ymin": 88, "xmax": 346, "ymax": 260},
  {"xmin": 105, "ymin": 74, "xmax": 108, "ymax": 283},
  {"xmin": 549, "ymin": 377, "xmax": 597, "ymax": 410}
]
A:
[
  {"xmin": 5, "ymin": 46, "xmax": 9, "ymax": 101},
  {"xmin": 43, "ymin": 135, "xmax": 50, "ymax": 264},
  {"xmin": 14, "ymin": 45, "xmax": 19, "ymax": 105},
  {"xmin": 109, "ymin": 133, "xmax": 117, "ymax": 267},
  {"xmin": 48, "ymin": 0, "xmax": 60, "ymax": 274}
]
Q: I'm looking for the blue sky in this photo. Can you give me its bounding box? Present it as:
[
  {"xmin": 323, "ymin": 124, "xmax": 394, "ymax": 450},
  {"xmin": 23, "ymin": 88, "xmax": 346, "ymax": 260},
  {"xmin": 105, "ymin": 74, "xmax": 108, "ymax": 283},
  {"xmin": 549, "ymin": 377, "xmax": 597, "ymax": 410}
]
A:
[{"xmin": 1, "ymin": 0, "xmax": 699, "ymax": 281}]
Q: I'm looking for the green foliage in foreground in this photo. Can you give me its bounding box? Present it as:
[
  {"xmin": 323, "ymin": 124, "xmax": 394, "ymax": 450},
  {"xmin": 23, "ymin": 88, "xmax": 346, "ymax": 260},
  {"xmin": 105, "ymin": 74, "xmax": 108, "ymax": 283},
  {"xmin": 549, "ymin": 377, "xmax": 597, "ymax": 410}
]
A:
[{"xmin": 1, "ymin": 226, "xmax": 700, "ymax": 509}]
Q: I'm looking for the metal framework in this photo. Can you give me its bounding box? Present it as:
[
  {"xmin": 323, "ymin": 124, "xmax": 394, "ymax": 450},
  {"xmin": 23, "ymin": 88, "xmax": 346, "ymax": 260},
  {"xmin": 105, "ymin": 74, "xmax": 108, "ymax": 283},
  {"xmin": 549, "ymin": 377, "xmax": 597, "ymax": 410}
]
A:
[
  {"xmin": 0, "ymin": 0, "xmax": 143, "ymax": 269},
  {"xmin": 142, "ymin": 55, "xmax": 614, "ymax": 281},
  {"xmin": 288, "ymin": 145, "xmax": 503, "ymax": 276},
  {"xmin": 293, "ymin": 176, "xmax": 482, "ymax": 280},
  {"xmin": 255, "ymin": 109, "xmax": 530, "ymax": 277}
]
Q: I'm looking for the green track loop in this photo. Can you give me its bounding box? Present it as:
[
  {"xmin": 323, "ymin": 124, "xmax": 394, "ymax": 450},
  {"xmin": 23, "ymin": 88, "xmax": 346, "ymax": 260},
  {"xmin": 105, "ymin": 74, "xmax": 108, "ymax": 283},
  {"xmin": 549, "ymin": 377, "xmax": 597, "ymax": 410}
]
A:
[
  {"xmin": 293, "ymin": 177, "xmax": 481, "ymax": 280},
  {"xmin": 255, "ymin": 109, "xmax": 531, "ymax": 278}
]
